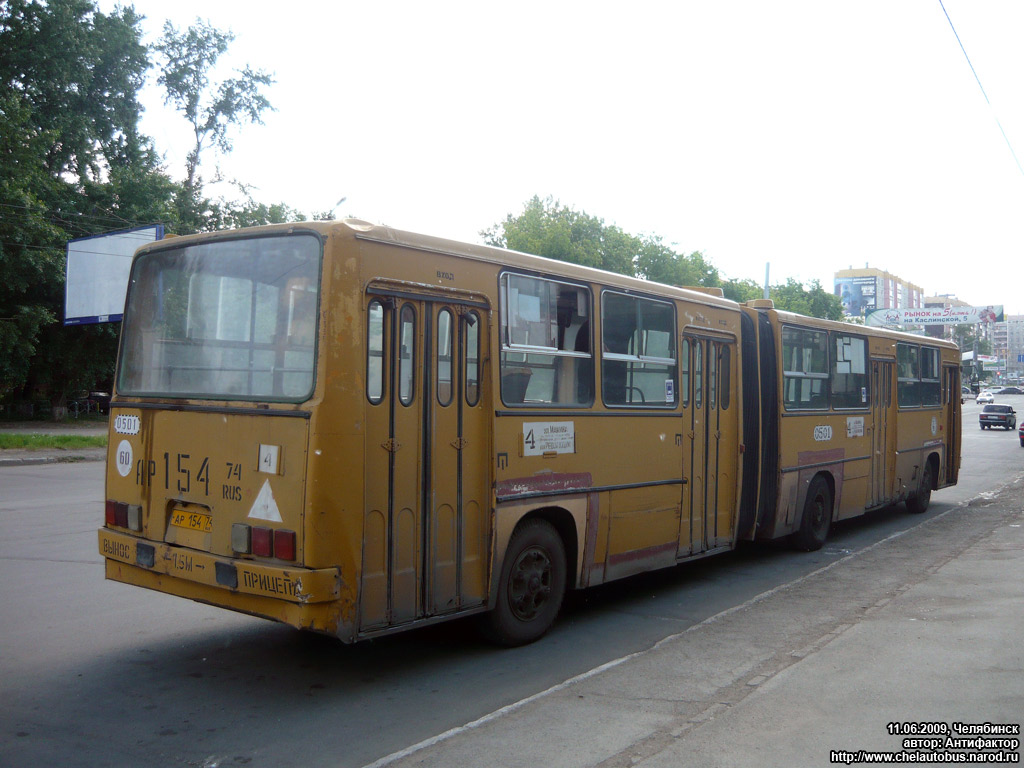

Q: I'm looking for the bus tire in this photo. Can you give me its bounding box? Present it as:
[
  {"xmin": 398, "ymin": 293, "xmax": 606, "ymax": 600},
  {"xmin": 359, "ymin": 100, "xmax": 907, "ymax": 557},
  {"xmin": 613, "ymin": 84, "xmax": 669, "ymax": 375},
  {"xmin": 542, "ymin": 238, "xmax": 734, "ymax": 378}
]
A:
[
  {"xmin": 481, "ymin": 519, "xmax": 566, "ymax": 647},
  {"xmin": 906, "ymin": 462, "xmax": 933, "ymax": 514},
  {"xmin": 791, "ymin": 476, "xmax": 831, "ymax": 551}
]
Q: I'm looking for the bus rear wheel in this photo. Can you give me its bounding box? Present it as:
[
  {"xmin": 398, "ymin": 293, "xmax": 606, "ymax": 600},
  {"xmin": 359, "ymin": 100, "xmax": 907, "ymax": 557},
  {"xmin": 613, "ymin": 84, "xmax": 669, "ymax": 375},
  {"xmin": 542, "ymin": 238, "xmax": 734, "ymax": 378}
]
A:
[
  {"xmin": 791, "ymin": 476, "xmax": 831, "ymax": 551},
  {"xmin": 481, "ymin": 519, "xmax": 566, "ymax": 647}
]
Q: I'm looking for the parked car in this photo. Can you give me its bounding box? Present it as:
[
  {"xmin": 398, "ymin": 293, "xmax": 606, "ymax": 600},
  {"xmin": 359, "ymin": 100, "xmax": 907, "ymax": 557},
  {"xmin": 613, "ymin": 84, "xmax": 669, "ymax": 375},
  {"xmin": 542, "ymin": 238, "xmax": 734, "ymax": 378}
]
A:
[
  {"xmin": 1019, "ymin": 420, "xmax": 1024, "ymax": 447},
  {"xmin": 996, "ymin": 386, "xmax": 1024, "ymax": 395},
  {"xmin": 976, "ymin": 391, "xmax": 995, "ymax": 404},
  {"xmin": 980, "ymin": 403, "xmax": 1016, "ymax": 430}
]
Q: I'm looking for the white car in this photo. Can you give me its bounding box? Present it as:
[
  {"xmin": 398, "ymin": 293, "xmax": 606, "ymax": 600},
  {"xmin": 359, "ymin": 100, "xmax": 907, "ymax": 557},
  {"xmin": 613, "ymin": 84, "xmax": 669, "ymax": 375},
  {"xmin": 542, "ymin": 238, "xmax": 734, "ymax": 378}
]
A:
[{"xmin": 977, "ymin": 391, "xmax": 995, "ymax": 404}]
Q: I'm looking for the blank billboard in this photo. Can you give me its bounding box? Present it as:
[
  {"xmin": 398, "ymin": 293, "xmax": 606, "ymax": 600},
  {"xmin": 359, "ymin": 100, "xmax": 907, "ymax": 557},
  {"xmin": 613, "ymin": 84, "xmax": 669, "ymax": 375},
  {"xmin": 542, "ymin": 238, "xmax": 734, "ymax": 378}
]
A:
[{"xmin": 64, "ymin": 225, "xmax": 163, "ymax": 325}]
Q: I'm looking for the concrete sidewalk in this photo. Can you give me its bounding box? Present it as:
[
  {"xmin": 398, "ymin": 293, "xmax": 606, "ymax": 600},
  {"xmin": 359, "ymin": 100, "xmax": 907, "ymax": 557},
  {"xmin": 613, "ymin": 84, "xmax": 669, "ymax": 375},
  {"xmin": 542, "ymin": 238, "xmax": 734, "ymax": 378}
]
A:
[
  {"xmin": 0, "ymin": 421, "xmax": 107, "ymax": 467},
  {"xmin": 371, "ymin": 483, "xmax": 1024, "ymax": 768}
]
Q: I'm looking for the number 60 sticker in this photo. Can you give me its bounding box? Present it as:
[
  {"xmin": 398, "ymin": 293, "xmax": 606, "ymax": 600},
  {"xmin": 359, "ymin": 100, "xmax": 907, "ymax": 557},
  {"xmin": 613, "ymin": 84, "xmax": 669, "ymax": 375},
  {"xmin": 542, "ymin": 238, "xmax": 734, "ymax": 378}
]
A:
[{"xmin": 115, "ymin": 439, "xmax": 133, "ymax": 477}]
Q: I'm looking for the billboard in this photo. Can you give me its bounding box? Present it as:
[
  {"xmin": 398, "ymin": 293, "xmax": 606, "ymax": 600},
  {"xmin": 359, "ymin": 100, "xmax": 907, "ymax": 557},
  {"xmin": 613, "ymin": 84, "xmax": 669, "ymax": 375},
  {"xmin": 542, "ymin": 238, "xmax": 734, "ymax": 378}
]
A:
[
  {"xmin": 866, "ymin": 305, "xmax": 1004, "ymax": 327},
  {"xmin": 835, "ymin": 276, "xmax": 877, "ymax": 318},
  {"xmin": 64, "ymin": 225, "xmax": 163, "ymax": 325}
]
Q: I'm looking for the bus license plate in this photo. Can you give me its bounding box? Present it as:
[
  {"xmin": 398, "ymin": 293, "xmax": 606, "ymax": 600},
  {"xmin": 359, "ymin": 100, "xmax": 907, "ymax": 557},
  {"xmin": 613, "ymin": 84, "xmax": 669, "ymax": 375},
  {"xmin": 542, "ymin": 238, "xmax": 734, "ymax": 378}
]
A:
[{"xmin": 170, "ymin": 509, "xmax": 212, "ymax": 533}]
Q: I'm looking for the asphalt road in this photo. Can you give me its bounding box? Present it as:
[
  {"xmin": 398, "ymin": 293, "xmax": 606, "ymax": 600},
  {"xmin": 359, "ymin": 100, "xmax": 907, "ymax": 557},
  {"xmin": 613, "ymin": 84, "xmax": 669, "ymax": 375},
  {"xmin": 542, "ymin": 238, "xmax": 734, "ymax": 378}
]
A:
[{"xmin": 0, "ymin": 403, "xmax": 1020, "ymax": 768}]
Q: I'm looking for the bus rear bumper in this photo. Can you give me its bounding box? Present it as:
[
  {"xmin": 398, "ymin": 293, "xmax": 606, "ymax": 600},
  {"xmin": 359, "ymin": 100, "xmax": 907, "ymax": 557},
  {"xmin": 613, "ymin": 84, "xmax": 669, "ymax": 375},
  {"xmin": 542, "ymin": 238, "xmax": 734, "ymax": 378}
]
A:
[{"xmin": 98, "ymin": 528, "xmax": 341, "ymax": 605}]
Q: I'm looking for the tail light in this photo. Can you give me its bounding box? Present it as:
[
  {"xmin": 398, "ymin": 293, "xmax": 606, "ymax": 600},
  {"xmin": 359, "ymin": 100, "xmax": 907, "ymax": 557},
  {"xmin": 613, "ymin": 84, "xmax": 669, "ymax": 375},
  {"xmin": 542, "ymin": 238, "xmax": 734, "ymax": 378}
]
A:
[
  {"xmin": 105, "ymin": 500, "xmax": 127, "ymax": 527},
  {"xmin": 252, "ymin": 526, "xmax": 273, "ymax": 557},
  {"xmin": 273, "ymin": 529, "xmax": 296, "ymax": 561},
  {"xmin": 105, "ymin": 501, "xmax": 142, "ymax": 531},
  {"xmin": 231, "ymin": 523, "xmax": 296, "ymax": 561}
]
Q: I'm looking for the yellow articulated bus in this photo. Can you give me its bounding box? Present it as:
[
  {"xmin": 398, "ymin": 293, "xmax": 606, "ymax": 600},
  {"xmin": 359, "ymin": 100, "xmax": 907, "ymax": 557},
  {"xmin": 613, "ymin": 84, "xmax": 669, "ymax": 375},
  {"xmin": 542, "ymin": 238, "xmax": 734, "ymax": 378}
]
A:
[{"xmin": 98, "ymin": 219, "xmax": 960, "ymax": 645}]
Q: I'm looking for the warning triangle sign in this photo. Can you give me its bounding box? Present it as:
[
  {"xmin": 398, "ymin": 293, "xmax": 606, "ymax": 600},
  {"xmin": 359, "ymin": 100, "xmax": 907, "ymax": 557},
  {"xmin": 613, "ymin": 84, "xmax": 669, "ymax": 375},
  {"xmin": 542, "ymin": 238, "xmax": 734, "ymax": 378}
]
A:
[{"xmin": 248, "ymin": 479, "xmax": 283, "ymax": 523}]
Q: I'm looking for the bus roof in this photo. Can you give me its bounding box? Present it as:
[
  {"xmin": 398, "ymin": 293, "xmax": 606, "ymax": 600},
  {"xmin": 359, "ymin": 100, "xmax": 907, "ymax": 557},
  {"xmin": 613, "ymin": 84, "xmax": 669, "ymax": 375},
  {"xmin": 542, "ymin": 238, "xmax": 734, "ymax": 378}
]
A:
[
  {"xmin": 766, "ymin": 306, "xmax": 960, "ymax": 351},
  {"xmin": 140, "ymin": 218, "xmax": 740, "ymax": 313}
]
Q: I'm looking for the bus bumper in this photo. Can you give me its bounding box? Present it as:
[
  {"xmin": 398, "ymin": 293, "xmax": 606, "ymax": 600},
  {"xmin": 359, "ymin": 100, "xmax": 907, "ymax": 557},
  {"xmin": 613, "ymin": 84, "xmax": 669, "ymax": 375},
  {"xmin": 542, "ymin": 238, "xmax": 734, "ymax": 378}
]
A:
[{"xmin": 98, "ymin": 528, "xmax": 341, "ymax": 605}]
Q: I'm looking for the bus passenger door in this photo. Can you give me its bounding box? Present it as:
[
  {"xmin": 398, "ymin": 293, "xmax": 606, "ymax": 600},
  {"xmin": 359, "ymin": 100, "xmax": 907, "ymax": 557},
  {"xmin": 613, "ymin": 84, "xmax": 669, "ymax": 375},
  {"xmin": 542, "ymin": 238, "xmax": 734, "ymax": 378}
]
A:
[
  {"xmin": 680, "ymin": 337, "xmax": 709, "ymax": 556},
  {"xmin": 363, "ymin": 298, "xmax": 423, "ymax": 629},
  {"xmin": 943, "ymin": 364, "xmax": 960, "ymax": 485},
  {"xmin": 869, "ymin": 360, "xmax": 895, "ymax": 507},
  {"xmin": 429, "ymin": 304, "xmax": 490, "ymax": 616},
  {"xmin": 361, "ymin": 295, "xmax": 490, "ymax": 633}
]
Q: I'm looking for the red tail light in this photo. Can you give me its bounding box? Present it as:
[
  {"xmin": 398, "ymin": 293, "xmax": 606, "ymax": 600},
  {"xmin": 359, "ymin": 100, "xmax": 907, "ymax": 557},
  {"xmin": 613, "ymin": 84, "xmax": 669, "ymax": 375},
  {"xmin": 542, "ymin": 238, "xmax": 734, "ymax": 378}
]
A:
[
  {"xmin": 274, "ymin": 529, "xmax": 296, "ymax": 561},
  {"xmin": 251, "ymin": 526, "xmax": 273, "ymax": 557},
  {"xmin": 105, "ymin": 500, "xmax": 128, "ymax": 528}
]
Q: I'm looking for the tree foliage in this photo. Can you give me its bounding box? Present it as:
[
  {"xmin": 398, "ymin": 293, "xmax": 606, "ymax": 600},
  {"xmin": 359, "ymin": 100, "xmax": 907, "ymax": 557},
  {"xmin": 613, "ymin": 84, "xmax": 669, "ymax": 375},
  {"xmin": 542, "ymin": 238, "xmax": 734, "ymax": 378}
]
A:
[
  {"xmin": 770, "ymin": 278, "xmax": 843, "ymax": 320},
  {"xmin": 487, "ymin": 198, "xmax": 844, "ymax": 323},
  {"xmin": 0, "ymin": 0, "xmax": 155, "ymax": 403},
  {"xmin": 0, "ymin": 1, "xmax": 293, "ymax": 406},
  {"xmin": 154, "ymin": 19, "xmax": 275, "ymax": 232},
  {"xmin": 483, "ymin": 196, "xmax": 719, "ymax": 288}
]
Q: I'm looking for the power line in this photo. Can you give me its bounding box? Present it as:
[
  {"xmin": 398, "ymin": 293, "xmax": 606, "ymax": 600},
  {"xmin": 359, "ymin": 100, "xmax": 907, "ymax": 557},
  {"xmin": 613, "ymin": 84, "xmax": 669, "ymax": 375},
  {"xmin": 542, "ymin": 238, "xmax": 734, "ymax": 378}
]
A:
[{"xmin": 938, "ymin": 0, "xmax": 1024, "ymax": 179}]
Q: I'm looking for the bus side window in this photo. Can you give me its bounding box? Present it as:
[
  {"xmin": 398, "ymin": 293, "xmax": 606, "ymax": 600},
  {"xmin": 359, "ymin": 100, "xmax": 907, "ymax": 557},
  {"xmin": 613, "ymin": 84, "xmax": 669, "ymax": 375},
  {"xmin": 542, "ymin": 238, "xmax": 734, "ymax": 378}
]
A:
[
  {"xmin": 437, "ymin": 309, "xmax": 453, "ymax": 406},
  {"xmin": 499, "ymin": 274, "xmax": 592, "ymax": 407},
  {"xmin": 681, "ymin": 338, "xmax": 690, "ymax": 406},
  {"xmin": 367, "ymin": 301, "xmax": 385, "ymax": 404},
  {"xmin": 782, "ymin": 326, "xmax": 829, "ymax": 411},
  {"xmin": 398, "ymin": 304, "xmax": 415, "ymax": 406},
  {"xmin": 897, "ymin": 343, "xmax": 920, "ymax": 407},
  {"xmin": 601, "ymin": 292, "xmax": 677, "ymax": 408},
  {"xmin": 466, "ymin": 311, "xmax": 480, "ymax": 407},
  {"xmin": 719, "ymin": 344, "xmax": 730, "ymax": 410}
]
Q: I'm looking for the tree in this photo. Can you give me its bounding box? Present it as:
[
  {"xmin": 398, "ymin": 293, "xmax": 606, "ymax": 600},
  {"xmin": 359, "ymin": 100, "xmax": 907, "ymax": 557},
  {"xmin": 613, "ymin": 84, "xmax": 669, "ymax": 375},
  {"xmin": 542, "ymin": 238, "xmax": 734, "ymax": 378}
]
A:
[
  {"xmin": 483, "ymin": 196, "xmax": 718, "ymax": 287},
  {"xmin": 0, "ymin": 93, "xmax": 62, "ymax": 396},
  {"xmin": 154, "ymin": 19, "xmax": 274, "ymax": 232},
  {"xmin": 635, "ymin": 238, "xmax": 719, "ymax": 288},
  {"xmin": 0, "ymin": 0, "xmax": 150, "ymax": 182},
  {"xmin": 0, "ymin": 0, "xmax": 161, "ymax": 405},
  {"xmin": 770, "ymin": 278, "xmax": 843, "ymax": 321},
  {"xmin": 211, "ymin": 183, "xmax": 307, "ymax": 229},
  {"xmin": 721, "ymin": 277, "xmax": 763, "ymax": 304},
  {"xmin": 1, "ymin": 2, "xmax": 306, "ymax": 409}
]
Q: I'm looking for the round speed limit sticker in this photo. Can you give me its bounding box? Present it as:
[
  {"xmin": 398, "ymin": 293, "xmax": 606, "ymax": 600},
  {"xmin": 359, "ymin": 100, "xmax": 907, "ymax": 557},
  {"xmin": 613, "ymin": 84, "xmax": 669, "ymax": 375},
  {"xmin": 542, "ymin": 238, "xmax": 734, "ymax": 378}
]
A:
[{"xmin": 115, "ymin": 439, "xmax": 133, "ymax": 477}]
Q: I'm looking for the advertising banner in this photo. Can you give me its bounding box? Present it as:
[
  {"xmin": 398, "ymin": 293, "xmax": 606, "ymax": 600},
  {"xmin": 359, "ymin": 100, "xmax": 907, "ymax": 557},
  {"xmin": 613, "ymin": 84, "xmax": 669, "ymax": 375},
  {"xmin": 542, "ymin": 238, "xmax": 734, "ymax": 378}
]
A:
[
  {"xmin": 866, "ymin": 305, "xmax": 1004, "ymax": 327},
  {"xmin": 835, "ymin": 276, "xmax": 877, "ymax": 317},
  {"xmin": 65, "ymin": 225, "xmax": 163, "ymax": 325}
]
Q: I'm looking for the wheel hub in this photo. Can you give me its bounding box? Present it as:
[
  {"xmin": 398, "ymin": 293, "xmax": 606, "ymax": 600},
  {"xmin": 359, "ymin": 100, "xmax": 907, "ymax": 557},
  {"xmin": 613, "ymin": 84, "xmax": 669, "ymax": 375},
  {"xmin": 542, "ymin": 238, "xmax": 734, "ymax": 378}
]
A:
[{"xmin": 508, "ymin": 547, "xmax": 552, "ymax": 621}]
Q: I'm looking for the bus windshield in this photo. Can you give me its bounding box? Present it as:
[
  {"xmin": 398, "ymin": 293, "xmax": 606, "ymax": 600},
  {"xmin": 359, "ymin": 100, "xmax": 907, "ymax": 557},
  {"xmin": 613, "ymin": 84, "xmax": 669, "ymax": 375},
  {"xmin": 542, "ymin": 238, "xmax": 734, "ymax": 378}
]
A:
[{"xmin": 117, "ymin": 233, "xmax": 322, "ymax": 402}]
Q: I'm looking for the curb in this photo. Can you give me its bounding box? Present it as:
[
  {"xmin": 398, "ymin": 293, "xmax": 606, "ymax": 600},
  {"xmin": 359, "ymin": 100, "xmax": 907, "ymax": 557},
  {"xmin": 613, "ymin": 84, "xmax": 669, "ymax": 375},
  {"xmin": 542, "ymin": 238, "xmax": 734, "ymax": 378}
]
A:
[{"xmin": 0, "ymin": 452, "xmax": 106, "ymax": 468}]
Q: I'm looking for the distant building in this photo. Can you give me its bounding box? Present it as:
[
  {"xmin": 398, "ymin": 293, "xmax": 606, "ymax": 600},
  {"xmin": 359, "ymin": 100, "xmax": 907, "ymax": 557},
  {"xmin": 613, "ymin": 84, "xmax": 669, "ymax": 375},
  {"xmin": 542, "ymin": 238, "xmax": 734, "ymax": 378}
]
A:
[
  {"xmin": 992, "ymin": 315, "xmax": 1024, "ymax": 383},
  {"xmin": 834, "ymin": 267, "xmax": 923, "ymax": 320}
]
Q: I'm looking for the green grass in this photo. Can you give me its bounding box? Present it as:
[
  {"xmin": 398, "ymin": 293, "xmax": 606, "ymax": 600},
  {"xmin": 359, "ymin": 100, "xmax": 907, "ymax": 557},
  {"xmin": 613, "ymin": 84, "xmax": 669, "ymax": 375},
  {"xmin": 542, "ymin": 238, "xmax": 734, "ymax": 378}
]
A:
[{"xmin": 0, "ymin": 434, "xmax": 108, "ymax": 451}]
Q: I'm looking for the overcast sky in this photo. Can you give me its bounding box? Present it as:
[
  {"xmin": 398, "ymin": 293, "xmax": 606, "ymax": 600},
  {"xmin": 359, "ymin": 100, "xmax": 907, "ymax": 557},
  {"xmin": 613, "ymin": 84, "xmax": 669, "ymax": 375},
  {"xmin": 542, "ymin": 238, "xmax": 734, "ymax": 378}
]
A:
[{"xmin": 99, "ymin": 0, "xmax": 1024, "ymax": 313}]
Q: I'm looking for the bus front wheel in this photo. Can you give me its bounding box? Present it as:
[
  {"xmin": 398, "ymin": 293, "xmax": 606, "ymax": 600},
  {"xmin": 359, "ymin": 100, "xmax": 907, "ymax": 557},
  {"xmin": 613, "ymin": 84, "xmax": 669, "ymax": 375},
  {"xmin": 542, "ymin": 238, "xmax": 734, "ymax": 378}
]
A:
[
  {"xmin": 791, "ymin": 476, "xmax": 832, "ymax": 551},
  {"xmin": 906, "ymin": 462, "xmax": 933, "ymax": 514},
  {"xmin": 481, "ymin": 519, "xmax": 566, "ymax": 647}
]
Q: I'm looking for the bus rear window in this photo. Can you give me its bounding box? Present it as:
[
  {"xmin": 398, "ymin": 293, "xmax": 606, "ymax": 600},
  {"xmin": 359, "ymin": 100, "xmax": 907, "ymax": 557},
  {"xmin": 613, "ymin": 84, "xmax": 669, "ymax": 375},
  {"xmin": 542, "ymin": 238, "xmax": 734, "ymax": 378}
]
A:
[{"xmin": 117, "ymin": 233, "xmax": 322, "ymax": 402}]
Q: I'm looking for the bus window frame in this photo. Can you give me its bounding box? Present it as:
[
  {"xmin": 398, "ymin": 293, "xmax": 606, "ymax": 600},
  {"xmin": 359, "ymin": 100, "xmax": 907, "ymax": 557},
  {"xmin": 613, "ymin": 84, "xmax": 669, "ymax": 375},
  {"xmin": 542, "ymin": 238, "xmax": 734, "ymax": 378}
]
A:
[
  {"xmin": 437, "ymin": 308, "xmax": 454, "ymax": 407},
  {"xmin": 465, "ymin": 310, "xmax": 481, "ymax": 407},
  {"xmin": 897, "ymin": 342, "xmax": 921, "ymax": 408},
  {"xmin": 831, "ymin": 332, "xmax": 870, "ymax": 411},
  {"xmin": 897, "ymin": 342, "xmax": 942, "ymax": 409},
  {"xmin": 498, "ymin": 271, "xmax": 594, "ymax": 408},
  {"xmin": 781, "ymin": 325, "xmax": 830, "ymax": 412},
  {"xmin": 600, "ymin": 289, "xmax": 678, "ymax": 409},
  {"xmin": 117, "ymin": 231, "xmax": 323, "ymax": 404},
  {"xmin": 367, "ymin": 300, "xmax": 386, "ymax": 405},
  {"xmin": 398, "ymin": 303, "xmax": 416, "ymax": 407}
]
